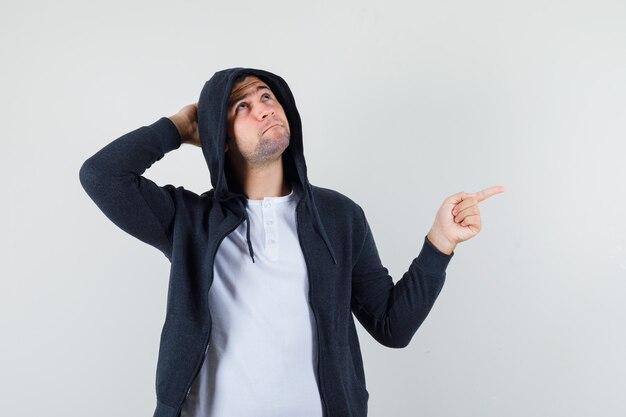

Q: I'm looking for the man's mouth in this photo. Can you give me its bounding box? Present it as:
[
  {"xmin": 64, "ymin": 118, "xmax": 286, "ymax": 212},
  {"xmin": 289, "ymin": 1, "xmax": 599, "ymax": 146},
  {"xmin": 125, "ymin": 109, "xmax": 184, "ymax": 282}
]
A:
[{"xmin": 263, "ymin": 124, "xmax": 281, "ymax": 134}]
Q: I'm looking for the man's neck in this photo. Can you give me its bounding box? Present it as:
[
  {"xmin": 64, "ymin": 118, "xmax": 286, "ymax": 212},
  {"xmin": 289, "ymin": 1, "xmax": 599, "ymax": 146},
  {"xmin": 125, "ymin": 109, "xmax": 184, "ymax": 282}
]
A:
[{"xmin": 235, "ymin": 158, "xmax": 292, "ymax": 201}]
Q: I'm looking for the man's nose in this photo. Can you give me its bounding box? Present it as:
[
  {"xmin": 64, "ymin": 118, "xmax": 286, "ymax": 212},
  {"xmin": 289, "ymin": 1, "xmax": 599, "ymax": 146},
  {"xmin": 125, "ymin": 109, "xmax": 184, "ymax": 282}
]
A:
[{"xmin": 257, "ymin": 104, "xmax": 275, "ymax": 120}]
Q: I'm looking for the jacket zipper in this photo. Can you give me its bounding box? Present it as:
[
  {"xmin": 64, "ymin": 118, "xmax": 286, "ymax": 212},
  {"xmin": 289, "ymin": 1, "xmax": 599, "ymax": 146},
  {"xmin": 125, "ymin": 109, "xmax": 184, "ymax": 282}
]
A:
[
  {"xmin": 296, "ymin": 204, "xmax": 329, "ymax": 417},
  {"xmin": 175, "ymin": 216, "xmax": 246, "ymax": 417}
]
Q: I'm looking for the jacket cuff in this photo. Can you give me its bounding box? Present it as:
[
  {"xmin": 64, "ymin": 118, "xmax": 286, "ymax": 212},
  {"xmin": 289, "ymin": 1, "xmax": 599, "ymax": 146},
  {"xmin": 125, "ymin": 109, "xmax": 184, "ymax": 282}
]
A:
[
  {"xmin": 414, "ymin": 235, "xmax": 454, "ymax": 275},
  {"xmin": 147, "ymin": 117, "xmax": 183, "ymax": 153}
]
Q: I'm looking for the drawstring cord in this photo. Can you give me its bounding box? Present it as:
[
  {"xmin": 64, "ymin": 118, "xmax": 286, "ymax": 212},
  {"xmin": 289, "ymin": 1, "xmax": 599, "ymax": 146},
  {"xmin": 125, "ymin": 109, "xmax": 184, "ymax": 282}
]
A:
[
  {"xmin": 306, "ymin": 182, "xmax": 338, "ymax": 265},
  {"xmin": 221, "ymin": 182, "xmax": 336, "ymax": 266},
  {"xmin": 236, "ymin": 197, "xmax": 256, "ymax": 263}
]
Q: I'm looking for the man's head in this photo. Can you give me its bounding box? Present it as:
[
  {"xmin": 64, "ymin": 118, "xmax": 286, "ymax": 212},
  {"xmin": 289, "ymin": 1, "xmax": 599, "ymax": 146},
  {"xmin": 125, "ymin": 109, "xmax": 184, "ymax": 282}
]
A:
[{"xmin": 224, "ymin": 75, "xmax": 291, "ymax": 169}]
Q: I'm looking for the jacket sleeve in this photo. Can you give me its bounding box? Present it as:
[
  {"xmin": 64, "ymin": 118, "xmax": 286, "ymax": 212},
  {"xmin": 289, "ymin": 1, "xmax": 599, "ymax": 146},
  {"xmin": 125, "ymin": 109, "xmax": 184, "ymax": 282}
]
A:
[
  {"xmin": 350, "ymin": 205, "xmax": 453, "ymax": 348},
  {"xmin": 78, "ymin": 117, "xmax": 182, "ymax": 260}
]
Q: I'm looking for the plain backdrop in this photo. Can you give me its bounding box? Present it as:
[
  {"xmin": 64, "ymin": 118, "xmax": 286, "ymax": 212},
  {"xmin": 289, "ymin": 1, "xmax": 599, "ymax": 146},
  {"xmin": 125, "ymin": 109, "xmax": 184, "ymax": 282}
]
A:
[{"xmin": 1, "ymin": 0, "xmax": 625, "ymax": 416}]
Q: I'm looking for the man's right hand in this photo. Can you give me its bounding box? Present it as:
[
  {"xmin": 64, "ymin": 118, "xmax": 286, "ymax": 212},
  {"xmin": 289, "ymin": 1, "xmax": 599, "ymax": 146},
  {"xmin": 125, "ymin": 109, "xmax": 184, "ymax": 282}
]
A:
[{"xmin": 168, "ymin": 102, "xmax": 201, "ymax": 147}]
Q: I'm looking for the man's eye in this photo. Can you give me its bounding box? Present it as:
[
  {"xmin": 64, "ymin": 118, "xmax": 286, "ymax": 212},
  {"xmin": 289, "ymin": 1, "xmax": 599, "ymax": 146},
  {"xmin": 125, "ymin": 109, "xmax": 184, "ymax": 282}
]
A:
[
  {"xmin": 262, "ymin": 93, "xmax": 271, "ymax": 100},
  {"xmin": 236, "ymin": 103, "xmax": 247, "ymax": 111}
]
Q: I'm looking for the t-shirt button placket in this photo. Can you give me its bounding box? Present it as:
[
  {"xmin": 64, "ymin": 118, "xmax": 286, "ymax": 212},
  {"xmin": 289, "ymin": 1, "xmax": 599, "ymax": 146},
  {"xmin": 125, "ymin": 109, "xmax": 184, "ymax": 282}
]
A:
[{"xmin": 262, "ymin": 200, "xmax": 279, "ymax": 259}]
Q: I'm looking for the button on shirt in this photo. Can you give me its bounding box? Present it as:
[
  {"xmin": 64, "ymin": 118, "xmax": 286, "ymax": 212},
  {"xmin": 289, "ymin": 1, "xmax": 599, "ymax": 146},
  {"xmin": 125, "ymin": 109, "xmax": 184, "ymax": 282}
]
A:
[{"xmin": 180, "ymin": 184, "xmax": 323, "ymax": 417}]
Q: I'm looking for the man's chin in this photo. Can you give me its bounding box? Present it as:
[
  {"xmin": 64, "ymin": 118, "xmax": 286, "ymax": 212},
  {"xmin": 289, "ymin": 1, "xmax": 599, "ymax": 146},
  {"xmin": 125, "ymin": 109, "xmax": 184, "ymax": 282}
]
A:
[
  {"xmin": 257, "ymin": 134, "xmax": 289, "ymax": 155},
  {"xmin": 262, "ymin": 131, "xmax": 290, "ymax": 146}
]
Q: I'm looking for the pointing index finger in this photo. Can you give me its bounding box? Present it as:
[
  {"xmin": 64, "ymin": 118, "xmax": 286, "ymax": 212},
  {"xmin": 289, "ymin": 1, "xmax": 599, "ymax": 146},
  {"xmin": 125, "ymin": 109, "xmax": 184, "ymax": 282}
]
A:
[{"xmin": 475, "ymin": 185, "xmax": 506, "ymax": 202}]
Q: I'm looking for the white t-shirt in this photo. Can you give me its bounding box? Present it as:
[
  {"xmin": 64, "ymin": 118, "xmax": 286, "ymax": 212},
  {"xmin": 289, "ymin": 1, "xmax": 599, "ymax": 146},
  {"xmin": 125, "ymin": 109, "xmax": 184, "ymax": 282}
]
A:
[{"xmin": 181, "ymin": 184, "xmax": 323, "ymax": 417}]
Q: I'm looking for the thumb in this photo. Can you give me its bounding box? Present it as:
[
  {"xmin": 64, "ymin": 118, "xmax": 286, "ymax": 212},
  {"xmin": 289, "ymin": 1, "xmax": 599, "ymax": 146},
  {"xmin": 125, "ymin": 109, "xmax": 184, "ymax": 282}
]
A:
[{"xmin": 445, "ymin": 191, "xmax": 473, "ymax": 205}]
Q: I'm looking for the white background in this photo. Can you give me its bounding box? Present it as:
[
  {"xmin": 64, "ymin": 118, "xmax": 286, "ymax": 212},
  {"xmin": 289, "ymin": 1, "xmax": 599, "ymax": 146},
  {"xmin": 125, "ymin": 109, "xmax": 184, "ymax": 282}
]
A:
[{"xmin": 1, "ymin": 0, "xmax": 625, "ymax": 416}]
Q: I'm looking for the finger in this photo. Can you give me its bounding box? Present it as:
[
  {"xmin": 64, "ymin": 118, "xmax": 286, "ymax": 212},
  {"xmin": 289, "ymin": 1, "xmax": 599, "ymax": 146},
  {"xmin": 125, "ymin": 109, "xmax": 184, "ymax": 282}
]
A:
[
  {"xmin": 452, "ymin": 196, "xmax": 479, "ymax": 215},
  {"xmin": 460, "ymin": 214, "xmax": 481, "ymax": 228},
  {"xmin": 454, "ymin": 205, "xmax": 480, "ymax": 223},
  {"xmin": 475, "ymin": 185, "xmax": 505, "ymax": 202}
]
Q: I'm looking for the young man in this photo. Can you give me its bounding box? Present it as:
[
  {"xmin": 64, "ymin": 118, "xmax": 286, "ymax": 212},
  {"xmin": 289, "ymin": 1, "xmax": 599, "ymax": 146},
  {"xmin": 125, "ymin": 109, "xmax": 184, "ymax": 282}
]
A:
[{"xmin": 79, "ymin": 67, "xmax": 504, "ymax": 417}]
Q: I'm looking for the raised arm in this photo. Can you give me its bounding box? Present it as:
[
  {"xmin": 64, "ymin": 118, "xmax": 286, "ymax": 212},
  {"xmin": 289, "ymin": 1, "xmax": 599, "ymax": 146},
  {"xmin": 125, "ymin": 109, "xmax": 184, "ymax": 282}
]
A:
[
  {"xmin": 350, "ymin": 206, "xmax": 452, "ymax": 348},
  {"xmin": 78, "ymin": 103, "xmax": 200, "ymax": 259},
  {"xmin": 350, "ymin": 186, "xmax": 504, "ymax": 348}
]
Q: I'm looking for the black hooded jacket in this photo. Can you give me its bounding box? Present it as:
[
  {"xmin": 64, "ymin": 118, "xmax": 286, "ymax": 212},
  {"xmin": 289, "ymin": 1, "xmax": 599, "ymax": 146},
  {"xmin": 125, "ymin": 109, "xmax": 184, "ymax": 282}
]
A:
[{"xmin": 79, "ymin": 67, "xmax": 453, "ymax": 417}]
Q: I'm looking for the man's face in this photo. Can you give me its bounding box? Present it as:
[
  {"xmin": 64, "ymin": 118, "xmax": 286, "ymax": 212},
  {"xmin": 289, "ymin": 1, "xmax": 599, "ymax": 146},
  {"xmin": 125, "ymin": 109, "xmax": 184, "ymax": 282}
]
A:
[{"xmin": 225, "ymin": 75, "xmax": 291, "ymax": 168}]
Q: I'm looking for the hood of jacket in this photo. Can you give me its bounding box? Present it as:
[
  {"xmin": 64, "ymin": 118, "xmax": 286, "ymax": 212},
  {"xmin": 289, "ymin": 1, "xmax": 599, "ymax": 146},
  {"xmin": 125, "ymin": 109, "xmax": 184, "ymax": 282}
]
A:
[{"xmin": 197, "ymin": 67, "xmax": 337, "ymax": 265}]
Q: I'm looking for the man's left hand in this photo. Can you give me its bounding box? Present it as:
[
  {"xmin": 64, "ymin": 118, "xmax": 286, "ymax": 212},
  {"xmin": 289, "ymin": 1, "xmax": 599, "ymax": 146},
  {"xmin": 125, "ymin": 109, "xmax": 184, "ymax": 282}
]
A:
[{"xmin": 427, "ymin": 185, "xmax": 505, "ymax": 255}]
